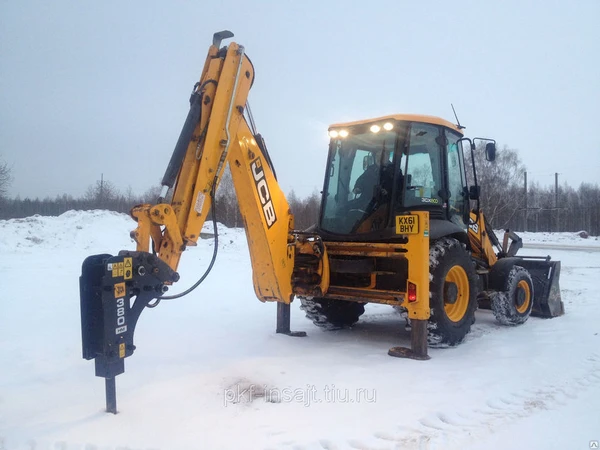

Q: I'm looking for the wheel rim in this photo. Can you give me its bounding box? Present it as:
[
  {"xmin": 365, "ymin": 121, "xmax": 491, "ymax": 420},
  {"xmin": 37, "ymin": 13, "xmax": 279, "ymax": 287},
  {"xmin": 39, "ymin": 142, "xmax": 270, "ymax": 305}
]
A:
[
  {"xmin": 515, "ymin": 280, "xmax": 531, "ymax": 314},
  {"xmin": 444, "ymin": 265, "xmax": 470, "ymax": 322}
]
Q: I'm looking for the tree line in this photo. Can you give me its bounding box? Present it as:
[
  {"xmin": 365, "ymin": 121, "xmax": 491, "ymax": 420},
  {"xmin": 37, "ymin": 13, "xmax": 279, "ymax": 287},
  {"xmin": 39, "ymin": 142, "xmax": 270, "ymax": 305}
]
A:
[
  {"xmin": 1, "ymin": 151, "xmax": 599, "ymax": 236},
  {"xmin": 465, "ymin": 145, "xmax": 600, "ymax": 236},
  {"xmin": 0, "ymin": 178, "xmax": 161, "ymax": 220},
  {"xmin": 0, "ymin": 164, "xmax": 322, "ymax": 230}
]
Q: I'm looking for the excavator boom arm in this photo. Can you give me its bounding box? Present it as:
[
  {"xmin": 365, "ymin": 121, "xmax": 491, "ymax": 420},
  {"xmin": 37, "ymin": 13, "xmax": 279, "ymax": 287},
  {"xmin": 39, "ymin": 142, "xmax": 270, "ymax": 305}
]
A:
[
  {"xmin": 129, "ymin": 37, "xmax": 296, "ymax": 302},
  {"xmin": 79, "ymin": 32, "xmax": 307, "ymax": 413}
]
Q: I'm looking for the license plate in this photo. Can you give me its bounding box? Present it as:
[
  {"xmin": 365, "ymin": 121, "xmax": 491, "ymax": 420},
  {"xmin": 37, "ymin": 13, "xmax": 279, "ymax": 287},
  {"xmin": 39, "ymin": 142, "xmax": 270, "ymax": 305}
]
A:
[{"xmin": 395, "ymin": 215, "xmax": 419, "ymax": 234}]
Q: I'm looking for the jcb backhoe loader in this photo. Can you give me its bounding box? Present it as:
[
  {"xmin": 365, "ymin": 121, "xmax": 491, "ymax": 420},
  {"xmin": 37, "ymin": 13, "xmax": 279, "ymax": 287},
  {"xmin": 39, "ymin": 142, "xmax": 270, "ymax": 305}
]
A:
[{"xmin": 80, "ymin": 31, "xmax": 563, "ymax": 413}]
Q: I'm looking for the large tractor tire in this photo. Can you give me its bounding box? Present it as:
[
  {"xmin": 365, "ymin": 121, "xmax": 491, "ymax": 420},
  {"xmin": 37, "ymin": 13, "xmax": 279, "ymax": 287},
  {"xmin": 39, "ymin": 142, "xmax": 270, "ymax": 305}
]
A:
[
  {"xmin": 489, "ymin": 265, "xmax": 534, "ymax": 326},
  {"xmin": 300, "ymin": 297, "xmax": 365, "ymax": 330},
  {"xmin": 428, "ymin": 237, "xmax": 478, "ymax": 347}
]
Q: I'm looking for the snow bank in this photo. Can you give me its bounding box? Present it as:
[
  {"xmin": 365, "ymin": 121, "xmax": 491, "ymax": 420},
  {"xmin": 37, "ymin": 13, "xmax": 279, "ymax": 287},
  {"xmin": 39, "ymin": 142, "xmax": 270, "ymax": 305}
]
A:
[
  {"xmin": 494, "ymin": 229, "xmax": 600, "ymax": 248},
  {"xmin": 0, "ymin": 210, "xmax": 134, "ymax": 254},
  {"xmin": 0, "ymin": 210, "xmax": 247, "ymax": 256}
]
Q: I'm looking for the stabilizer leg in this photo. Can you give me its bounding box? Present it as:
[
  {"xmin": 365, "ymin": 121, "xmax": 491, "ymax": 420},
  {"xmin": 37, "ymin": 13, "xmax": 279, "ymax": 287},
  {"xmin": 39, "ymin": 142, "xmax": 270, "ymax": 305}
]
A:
[
  {"xmin": 276, "ymin": 303, "xmax": 307, "ymax": 337},
  {"xmin": 388, "ymin": 319, "xmax": 431, "ymax": 360}
]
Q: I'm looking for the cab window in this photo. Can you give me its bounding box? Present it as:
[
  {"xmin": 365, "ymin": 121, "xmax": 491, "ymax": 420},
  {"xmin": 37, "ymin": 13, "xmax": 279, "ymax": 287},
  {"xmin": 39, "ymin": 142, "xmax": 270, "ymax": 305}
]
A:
[{"xmin": 403, "ymin": 123, "xmax": 443, "ymax": 208}]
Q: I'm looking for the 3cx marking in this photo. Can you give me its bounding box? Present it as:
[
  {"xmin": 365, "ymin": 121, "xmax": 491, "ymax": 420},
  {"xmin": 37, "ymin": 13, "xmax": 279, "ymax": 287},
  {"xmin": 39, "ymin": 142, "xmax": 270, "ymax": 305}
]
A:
[{"xmin": 251, "ymin": 157, "xmax": 277, "ymax": 228}]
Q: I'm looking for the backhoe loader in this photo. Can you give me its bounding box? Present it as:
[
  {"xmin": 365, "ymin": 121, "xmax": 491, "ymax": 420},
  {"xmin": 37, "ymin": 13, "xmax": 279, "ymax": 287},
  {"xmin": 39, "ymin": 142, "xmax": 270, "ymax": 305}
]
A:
[{"xmin": 80, "ymin": 31, "xmax": 563, "ymax": 413}]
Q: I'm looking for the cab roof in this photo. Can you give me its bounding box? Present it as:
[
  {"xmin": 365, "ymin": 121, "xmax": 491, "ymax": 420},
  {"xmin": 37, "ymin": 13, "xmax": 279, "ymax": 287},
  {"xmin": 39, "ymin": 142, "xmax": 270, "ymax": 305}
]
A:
[{"xmin": 329, "ymin": 114, "xmax": 463, "ymax": 135}]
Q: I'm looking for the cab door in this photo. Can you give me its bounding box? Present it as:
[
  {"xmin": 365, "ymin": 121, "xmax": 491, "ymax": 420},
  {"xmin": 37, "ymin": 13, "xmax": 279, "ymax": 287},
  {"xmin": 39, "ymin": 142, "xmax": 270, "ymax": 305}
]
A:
[{"xmin": 445, "ymin": 129, "xmax": 469, "ymax": 227}]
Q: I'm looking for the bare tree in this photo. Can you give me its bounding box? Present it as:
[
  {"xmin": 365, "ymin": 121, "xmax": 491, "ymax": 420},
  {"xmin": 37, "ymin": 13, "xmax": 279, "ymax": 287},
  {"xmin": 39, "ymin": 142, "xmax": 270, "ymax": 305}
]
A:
[
  {"xmin": 215, "ymin": 166, "xmax": 242, "ymax": 226},
  {"xmin": 139, "ymin": 181, "xmax": 164, "ymax": 204},
  {"xmin": 85, "ymin": 178, "xmax": 121, "ymax": 208},
  {"xmin": 288, "ymin": 189, "xmax": 320, "ymax": 230},
  {"xmin": 465, "ymin": 144, "xmax": 526, "ymax": 228},
  {"xmin": 0, "ymin": 157, "xmax": 12, "ymax": 198}
]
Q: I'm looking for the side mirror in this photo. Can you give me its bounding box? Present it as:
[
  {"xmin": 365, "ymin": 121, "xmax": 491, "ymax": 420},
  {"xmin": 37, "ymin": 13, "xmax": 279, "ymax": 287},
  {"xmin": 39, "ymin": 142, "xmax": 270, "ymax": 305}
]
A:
[
  {"xmin": 485, "ymin": 142, "xmax": 496, "ymax": 162},
  {"xmin": 469, "ymin": 185, "xmax": 480, "ymax": 200}
]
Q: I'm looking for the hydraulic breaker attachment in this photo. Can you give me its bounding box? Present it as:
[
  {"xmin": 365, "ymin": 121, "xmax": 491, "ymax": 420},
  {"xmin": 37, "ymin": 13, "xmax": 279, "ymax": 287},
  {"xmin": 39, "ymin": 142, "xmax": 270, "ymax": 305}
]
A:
[
  {"xmin": 80, "ymin": 251, "xmax": 179, "ymax": 413},
  {"xmin": 518, "ymin": 258, "xmax": 564, "ymax": 318}
]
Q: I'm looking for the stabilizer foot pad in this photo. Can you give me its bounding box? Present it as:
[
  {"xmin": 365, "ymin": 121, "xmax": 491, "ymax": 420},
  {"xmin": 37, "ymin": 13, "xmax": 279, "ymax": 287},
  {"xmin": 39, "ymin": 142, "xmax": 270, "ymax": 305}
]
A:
[
  {"xmin": 279, "ymin": 330, "xmax": 307, "ymax": 337},
  {"xmin": 388, "ymin": 346, "xmax": 431, "ymax": 360}
]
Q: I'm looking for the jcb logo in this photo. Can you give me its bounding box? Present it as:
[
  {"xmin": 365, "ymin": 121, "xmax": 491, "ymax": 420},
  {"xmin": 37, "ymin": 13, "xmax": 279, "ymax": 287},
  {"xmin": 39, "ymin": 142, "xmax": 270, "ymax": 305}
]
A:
[{"xmin": 251, "ymin": 158, "xmax": 277, "ymax": 228}]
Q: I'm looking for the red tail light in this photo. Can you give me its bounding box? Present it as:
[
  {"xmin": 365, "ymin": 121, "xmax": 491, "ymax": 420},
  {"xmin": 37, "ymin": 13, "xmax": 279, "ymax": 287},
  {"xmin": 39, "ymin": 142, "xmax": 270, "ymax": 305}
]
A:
[{"xmin": 407, "ymin": 282, "xmax": 417, "ymax": 302}]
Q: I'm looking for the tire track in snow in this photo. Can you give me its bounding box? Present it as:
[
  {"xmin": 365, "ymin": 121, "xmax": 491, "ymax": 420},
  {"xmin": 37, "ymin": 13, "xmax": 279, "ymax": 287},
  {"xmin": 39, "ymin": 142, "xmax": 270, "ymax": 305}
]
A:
[
  {"xmin": 4, "ymin": 366, "xmax": 598, "ymax": 450},
  {"xmin": 0, "ymin": 439, "xmax": 158, "ymax": 450},
  {"xmin": 310, "ymin": 352, "xmax": 600, "ymax": 450}
]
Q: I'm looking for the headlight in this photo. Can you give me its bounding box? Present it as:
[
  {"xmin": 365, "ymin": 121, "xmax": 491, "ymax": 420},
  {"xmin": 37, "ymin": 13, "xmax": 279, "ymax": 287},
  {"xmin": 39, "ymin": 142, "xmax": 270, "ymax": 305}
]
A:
[
  {"xmin": 328, "ymin": 130, "xmax": 339, "ymax": 138},
  {"xmin": 370, "ymin": 125, "xmax": 381, "ymax": 133},
  {"xmin": 383, "ymin": 122, "xmax": 394, "ymax": 131},
  {"xmin": 339, "ymin": 129, "xmax": 349, "ymax": 137}
]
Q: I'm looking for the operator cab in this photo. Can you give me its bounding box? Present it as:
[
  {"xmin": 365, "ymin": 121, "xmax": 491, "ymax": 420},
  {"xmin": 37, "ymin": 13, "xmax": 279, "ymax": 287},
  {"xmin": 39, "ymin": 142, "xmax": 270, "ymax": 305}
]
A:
[{"xmin": 319, "ymin": 115, "xmax": 470, "ymax": 240}]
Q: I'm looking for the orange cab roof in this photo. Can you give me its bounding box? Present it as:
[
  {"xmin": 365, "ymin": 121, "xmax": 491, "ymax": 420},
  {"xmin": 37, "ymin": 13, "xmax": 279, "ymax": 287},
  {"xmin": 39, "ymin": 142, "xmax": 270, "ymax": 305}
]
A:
[{"xmin": 329, "ymin": 114, "xmax": 463, "ymax": 135}]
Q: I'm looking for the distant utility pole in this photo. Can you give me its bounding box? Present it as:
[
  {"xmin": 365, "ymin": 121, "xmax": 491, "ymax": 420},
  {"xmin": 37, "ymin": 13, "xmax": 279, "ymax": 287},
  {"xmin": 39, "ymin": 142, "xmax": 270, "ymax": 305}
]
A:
[
  {"xmin": 555, "ymin": 172, "xmax": 559, "ymax": 232},
  {"xmin": 523, "ymin": 171, "xmax": 528, "ymax": 232},
  {"xmin": 100, "ymin": 173, "xmax": 104, "ymax": 208}
]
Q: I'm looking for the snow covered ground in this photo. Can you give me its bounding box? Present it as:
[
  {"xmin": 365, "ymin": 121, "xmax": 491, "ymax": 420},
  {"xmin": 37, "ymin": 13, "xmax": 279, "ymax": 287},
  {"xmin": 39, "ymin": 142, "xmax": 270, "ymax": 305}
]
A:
[
  {"xmin": 509, "ymin": 230, "xmax": 599, "ymax": 250},
  {"xmin": 1, "ymin": 211, "xmax": 599, "ymax": 450}
]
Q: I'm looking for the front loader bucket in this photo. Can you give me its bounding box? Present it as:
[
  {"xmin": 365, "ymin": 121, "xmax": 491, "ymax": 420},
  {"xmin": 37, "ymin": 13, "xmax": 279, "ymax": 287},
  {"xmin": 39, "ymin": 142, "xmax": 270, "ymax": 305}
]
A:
[{"xmin": 518, "ymin": 259, "xmax": 564, "ymax": 318}]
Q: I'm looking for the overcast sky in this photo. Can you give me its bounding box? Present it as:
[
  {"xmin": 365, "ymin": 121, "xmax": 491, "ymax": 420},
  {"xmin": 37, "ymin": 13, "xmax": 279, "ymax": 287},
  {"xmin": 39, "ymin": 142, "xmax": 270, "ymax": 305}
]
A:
[{"xmin": 1, "ymin": 0, "xmax": 598, "ymax": 200}]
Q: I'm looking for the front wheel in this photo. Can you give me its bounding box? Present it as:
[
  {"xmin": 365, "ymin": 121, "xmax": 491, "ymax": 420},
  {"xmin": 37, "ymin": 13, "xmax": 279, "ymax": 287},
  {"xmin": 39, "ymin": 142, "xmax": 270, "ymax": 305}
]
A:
[
  {"xmin": 490, "ymin": 266, "xmax": 534, "ymax": 326},
  {"xmin": 428, "ymin": 238, "xmax": 478, "ymax": 347}
]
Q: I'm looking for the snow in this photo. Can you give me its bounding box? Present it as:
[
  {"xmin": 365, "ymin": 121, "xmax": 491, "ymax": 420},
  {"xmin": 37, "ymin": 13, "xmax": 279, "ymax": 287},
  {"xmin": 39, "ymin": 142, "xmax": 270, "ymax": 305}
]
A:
[
  {"xmin": 1, "ymin": 210, "xmax": 599, "ymax": 450},
  {"xmin": 502, "ymin": 229, "xmax": 600, "ymax": 249}
]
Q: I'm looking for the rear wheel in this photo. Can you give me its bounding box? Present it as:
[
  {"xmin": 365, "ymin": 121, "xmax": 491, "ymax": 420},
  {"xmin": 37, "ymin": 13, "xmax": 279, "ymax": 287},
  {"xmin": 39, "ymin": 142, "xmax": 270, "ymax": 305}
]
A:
[
  {"xmin": 490, "ymin": 265, "xmax": 533, "ymax": 325},
  {"xmin": 428, "ymin": 238, "xmax": 478, "ymax": 347},
  {"xmin": 300, "ymin": 297, "xmax": 365, "ymax": 330}
]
